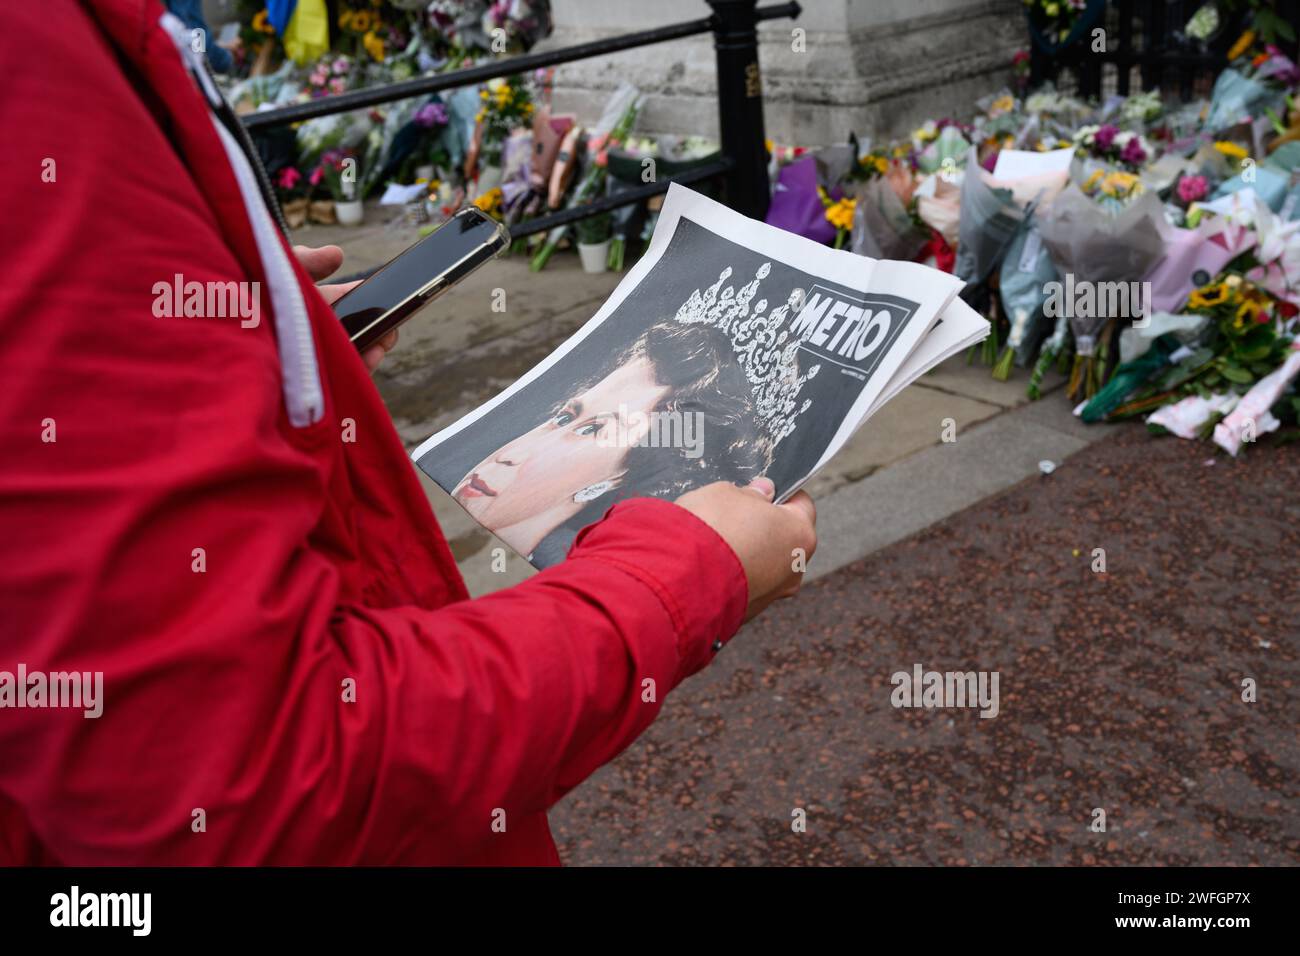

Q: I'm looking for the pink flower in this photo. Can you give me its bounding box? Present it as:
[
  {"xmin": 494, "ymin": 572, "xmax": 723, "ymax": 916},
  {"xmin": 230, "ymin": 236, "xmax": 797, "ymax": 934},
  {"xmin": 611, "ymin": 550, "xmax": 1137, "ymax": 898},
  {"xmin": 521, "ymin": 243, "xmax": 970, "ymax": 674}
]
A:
[
  {"xmin": 1094, "ymin": 124, "xmax": 1118, "ymax": 151},
  {"xmin": 276, "ymin": 166, "xmax": 301, "ymax": 190},
  {"xmin": 309, "ymin": 167, "xmax": 324, "ymax": 187},
  {"xmin": 329, "ymin": 77, "xmax": 346, "ymax": 95},
  {"xmin": 1119, "ymin": 137, "xmax": 1147, "ymax": 166},
  {"xmin": 1177, "ymin": 174, "xmax": 1209, "ymax": 205}
]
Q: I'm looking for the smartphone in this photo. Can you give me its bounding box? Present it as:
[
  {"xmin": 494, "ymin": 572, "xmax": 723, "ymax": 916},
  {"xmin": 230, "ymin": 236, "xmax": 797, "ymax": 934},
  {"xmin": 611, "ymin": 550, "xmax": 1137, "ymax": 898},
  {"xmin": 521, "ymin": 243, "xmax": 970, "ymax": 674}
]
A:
[{"xmin": 334, "ymin": 206, "xmax": 510, "ymax": 352}]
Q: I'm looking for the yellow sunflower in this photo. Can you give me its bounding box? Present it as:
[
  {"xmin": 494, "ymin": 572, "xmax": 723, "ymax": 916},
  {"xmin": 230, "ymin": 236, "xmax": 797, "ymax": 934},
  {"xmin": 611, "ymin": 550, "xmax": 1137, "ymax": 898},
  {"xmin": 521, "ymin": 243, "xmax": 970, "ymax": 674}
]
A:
[
  {"xmin": 1188, "ymin": 283, "xmax": 1229, "ymax": 309},
  {"xmin": 1234, "ymin": 298, "xmax": 1263, "ymax": 326},
  {"xmin": 253, "ymin": 9, "xmax": 275, "ymax": 34},
  {"xmin": 1214, "ymin": 140, "xmax": 1249, "ymax": 162}
]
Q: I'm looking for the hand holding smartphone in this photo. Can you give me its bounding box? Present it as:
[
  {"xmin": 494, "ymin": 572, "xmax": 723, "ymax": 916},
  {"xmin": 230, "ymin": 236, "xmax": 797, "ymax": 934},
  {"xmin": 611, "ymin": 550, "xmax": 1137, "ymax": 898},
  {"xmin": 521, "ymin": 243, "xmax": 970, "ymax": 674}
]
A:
[{"xmin": 333, "ymin": 206, "xmax": 510, "ymax": 352}]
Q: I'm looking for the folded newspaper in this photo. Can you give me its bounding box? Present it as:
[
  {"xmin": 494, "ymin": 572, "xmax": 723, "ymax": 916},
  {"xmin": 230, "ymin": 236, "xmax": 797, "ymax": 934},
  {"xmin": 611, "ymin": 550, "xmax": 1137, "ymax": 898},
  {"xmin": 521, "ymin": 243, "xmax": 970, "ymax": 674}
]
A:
[{"xmin": 412, "ymin": 184, "xmax": 989, "ymax": 567}]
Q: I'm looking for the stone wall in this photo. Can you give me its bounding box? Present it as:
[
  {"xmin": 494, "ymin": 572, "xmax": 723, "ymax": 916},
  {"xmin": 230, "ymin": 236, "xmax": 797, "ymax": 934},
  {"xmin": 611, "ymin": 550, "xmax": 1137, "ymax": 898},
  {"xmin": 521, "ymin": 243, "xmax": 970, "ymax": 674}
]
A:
[{"xmin": 536, "ymin": 0, "xmax": 1025, "ymax": 145}]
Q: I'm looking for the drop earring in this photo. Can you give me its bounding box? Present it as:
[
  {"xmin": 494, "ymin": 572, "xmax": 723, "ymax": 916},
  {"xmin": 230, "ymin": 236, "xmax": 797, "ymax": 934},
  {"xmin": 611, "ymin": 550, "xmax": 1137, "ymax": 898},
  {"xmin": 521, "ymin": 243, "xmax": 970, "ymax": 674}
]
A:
[{"xmin": 573, "ymin": 480, "xmax": 614, "ymax": 503}]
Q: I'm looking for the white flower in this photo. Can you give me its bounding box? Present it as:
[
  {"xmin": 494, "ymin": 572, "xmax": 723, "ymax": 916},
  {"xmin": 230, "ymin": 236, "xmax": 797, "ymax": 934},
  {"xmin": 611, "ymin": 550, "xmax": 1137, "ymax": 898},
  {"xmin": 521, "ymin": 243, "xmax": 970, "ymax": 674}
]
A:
[{"xmin": 1245, "ymin": 202, "xmax": 1300, "ymax": 301}]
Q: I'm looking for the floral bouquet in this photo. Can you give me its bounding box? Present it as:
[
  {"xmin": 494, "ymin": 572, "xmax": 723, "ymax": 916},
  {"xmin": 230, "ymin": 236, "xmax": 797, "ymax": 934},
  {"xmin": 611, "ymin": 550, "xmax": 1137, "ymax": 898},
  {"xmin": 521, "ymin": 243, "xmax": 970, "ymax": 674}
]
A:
[
  {"xmin": 1037, "ymin": 172, "xmax": 1172, "ymax": 398},
  {"xmin": 1212, "ymin": 345, "xmax": 1300, "ymax": 454},
  {"xmin": 426, "ymin": 0, "xmax": 553, "ymax": 56},
  {"xmin": 470, "ymin": 75, "xmax": 535, "ymax": 176},
  {"xmin": 235, "ymin": 0, "xmax": 285, "ymax": 75},
  {"xmin": 1203, "ymin": 42, "xmax": 1298, "ymax": 132},
  {"xmin": 1023, "ymin": 87, "xmax": 1094, "ymax": 131},
  {"xmin": 1142, "ymin": 211, "xmax": 1255, "ymax": 314},
  {"xmin": 1206, "ymin": 138, "xmax": 1293, "ymax": 212},
  {"xmin": 851, "ymin": 144, "xmax": 893, "ymax": 182},
  {"xmin": 914, "ymin": 123, "xmax": 972, "ymax": 178},
  {"xmin": 480, "ymin": 0, "xmax": 554, "ymax": 54},
  {"xmin": 365, "ymin": 97, "xmax": 451, "ymax": 188},
  {"xmin": 312, "ymin": 147, "xmax": 362, "ymax": 202},
  {"xmin": 765, "ymin": 155, "xmax": 841, "ymax": 245},
  {"xmin": 849, "ymin": 172, "xmax": 929, "ymax": 262},
  {"xmin": 996, "ymin": 219, "xmax": 1060, "ymax": 380},
  {"xmin": 335, "ymin": 3, "xmax": 388, "ymax": 64},
  {"xmin": 1241, "ymin": 200, "xmax": 1300, "ymax": 308},
  {"xmin": 1088, "ymin": 273, "xmax": 1294, "ymax": 424},
  {"xmin": 529, "ymin": 83, "xmax": 641, "ymax": 271},
  {"xmin": 604, "ymin": 135, "xmax": 721, "ymax": 269},
  {"xmin": 1072, "ymin": 123, "xmax": 1155, "ymax": 171},
  {"xmin": 819, "ymin": 188, "xmax": 857, "ymax": 249},
  {"xmin": 1024, "ymin": 0, "xmax": 1100, "ymax": 50},
  {"xmin": 306, "ymin": 54, "xmax": 357, "ymax": 98},
  {"xmin": 1119, "ymin": 89, "xmax": 1165, "ymax": 128},
  {"xmin": 275, "ymin": 164, "xmax": 311, "ymax": 228},
  {"xmin": 972, "ymin": 90, "xmax": 1024, "ymax": 156},
  {"xmin": 954, "ymin": 148, "xmax": 1028, "ymax": 293}
]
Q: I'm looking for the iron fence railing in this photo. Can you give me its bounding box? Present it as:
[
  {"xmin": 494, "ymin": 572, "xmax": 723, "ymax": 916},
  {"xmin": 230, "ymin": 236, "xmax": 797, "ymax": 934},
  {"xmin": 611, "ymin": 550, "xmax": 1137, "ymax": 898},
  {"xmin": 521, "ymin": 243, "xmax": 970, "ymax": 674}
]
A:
[
  {"xmin": 242, "ymin": 0, "xmax": 801, "ymax": 235},
  {"xmin": 1029, "ymin": 0, "xmax": 1300, "ymax": 100}
]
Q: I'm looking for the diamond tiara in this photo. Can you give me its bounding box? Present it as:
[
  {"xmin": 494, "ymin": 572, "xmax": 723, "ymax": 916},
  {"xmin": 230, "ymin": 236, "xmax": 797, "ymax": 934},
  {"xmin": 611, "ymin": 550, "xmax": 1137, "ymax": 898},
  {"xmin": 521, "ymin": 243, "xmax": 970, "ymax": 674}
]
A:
[{"xmin": 673, "ymin": 262, "xmax": 820, "ymax": 449}]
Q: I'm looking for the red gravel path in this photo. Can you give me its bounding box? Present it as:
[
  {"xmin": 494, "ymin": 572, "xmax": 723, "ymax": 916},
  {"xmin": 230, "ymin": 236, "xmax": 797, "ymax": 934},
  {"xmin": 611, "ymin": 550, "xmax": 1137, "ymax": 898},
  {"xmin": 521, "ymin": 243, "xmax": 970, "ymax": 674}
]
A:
[{"xmin": 549, "ymin": 424, "xmax": 1300, "ymax": 865}]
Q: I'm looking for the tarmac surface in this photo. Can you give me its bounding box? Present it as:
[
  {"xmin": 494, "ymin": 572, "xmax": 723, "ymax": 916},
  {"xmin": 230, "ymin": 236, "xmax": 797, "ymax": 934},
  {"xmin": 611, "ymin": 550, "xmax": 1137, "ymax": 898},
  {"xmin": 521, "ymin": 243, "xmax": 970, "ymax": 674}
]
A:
[{"xmin": 548, "ymin": 424, "xmax": 1300, "ymax": 865}]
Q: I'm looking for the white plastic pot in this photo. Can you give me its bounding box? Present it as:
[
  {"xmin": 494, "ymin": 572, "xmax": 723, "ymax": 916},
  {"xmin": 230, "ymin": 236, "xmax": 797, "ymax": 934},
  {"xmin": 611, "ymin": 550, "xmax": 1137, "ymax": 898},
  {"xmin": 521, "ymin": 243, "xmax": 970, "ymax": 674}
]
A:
[
  {"xmin": 577, "ymin": 240, "xmax": 611, "ymax": 274},
  {"xmin": 335, "ymin": 199, "xmax": 364, "ymax": 226}
]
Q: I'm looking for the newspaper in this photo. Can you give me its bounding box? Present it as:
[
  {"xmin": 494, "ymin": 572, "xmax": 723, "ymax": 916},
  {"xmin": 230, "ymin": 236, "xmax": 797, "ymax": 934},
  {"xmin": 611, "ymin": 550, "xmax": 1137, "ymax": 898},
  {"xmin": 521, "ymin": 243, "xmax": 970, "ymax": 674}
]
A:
[{"xmin": 412, "ymin": 184, "xmax": 989, "ymax": 567}]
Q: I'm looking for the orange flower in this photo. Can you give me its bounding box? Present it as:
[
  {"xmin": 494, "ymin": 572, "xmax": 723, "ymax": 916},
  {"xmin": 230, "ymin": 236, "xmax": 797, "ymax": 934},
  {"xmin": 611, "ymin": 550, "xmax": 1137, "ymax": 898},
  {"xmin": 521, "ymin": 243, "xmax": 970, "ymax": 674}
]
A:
[{"xmin": 1226, "ymin": 29, "xmax": 1255, "ymax": 61}]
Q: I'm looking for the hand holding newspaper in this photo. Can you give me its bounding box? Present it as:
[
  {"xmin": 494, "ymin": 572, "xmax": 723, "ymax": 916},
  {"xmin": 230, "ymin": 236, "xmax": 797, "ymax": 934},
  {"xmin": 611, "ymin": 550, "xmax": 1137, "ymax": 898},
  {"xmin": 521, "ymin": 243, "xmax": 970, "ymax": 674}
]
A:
[{"xmin": 413, "ymin": 184, "xmax": 990, "ymax": 567}]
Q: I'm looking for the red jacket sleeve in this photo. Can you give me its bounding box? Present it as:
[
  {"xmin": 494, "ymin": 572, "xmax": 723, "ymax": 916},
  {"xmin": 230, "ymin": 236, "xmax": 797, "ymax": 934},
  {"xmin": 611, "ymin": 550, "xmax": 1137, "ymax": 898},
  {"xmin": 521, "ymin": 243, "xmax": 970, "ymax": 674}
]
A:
[
  {"xmin": 0, "ymin": 0, "xmax": 748, "ymax": 864},
  {"xmin": 319, "ymin": 499, "xmax": 747, "ymax": 862}
]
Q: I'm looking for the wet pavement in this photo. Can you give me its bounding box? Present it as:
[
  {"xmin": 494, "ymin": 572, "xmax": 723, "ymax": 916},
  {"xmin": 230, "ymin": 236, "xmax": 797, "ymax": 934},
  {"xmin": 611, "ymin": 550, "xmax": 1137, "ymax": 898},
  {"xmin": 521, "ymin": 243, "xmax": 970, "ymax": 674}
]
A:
[{"xmin": 549, "ymin": 424, "xmax": 1300, "ymax": 865}]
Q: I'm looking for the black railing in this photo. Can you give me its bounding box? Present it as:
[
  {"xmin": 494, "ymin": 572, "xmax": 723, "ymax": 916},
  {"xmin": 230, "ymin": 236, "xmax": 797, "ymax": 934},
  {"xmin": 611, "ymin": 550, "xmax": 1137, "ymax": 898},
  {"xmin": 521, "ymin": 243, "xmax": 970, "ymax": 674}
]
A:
[
  {"xmin": 1030, "ymin": 0, "xmax": 1300, "ymax": 99},
  {"xmin": 243, "ymin": 0, "xmax": 801, "ymax": 230}
]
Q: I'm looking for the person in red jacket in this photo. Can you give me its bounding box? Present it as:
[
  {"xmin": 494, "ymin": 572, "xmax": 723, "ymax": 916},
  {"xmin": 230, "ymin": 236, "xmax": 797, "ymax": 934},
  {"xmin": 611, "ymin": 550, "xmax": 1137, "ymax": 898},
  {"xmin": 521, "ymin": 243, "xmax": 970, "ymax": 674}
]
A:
[{"xmin": 0, "ymin": 0, "xmax": 816, "ymax": 864}]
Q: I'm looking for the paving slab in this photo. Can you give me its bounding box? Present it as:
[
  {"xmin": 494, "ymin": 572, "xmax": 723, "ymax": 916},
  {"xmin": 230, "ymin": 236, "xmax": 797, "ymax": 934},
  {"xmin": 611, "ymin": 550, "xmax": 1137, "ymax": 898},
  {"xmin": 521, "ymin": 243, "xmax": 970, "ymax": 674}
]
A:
[
  {"xmin": 801, "ymin": 385, "xmax": 1004, "ymax": 498},
  {"xmin": 807, "ymin": 405, "xmax": 1100, "ymax": 581}
]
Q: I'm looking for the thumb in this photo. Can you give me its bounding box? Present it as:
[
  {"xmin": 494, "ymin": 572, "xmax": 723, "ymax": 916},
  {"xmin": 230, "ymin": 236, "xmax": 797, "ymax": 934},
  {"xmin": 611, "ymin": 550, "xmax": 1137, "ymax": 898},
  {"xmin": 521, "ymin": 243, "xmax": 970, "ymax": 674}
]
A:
[
  {"xmin": 779, "ymin": 489, "xmax": 816, "ymax": 526},
  {"xmin": 293, "ymin": 244, "xmax": 344, "ymax": 282},
  {"xmin": 745, "ymin": 476, "xmax": 776, "ymax": 501}
]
